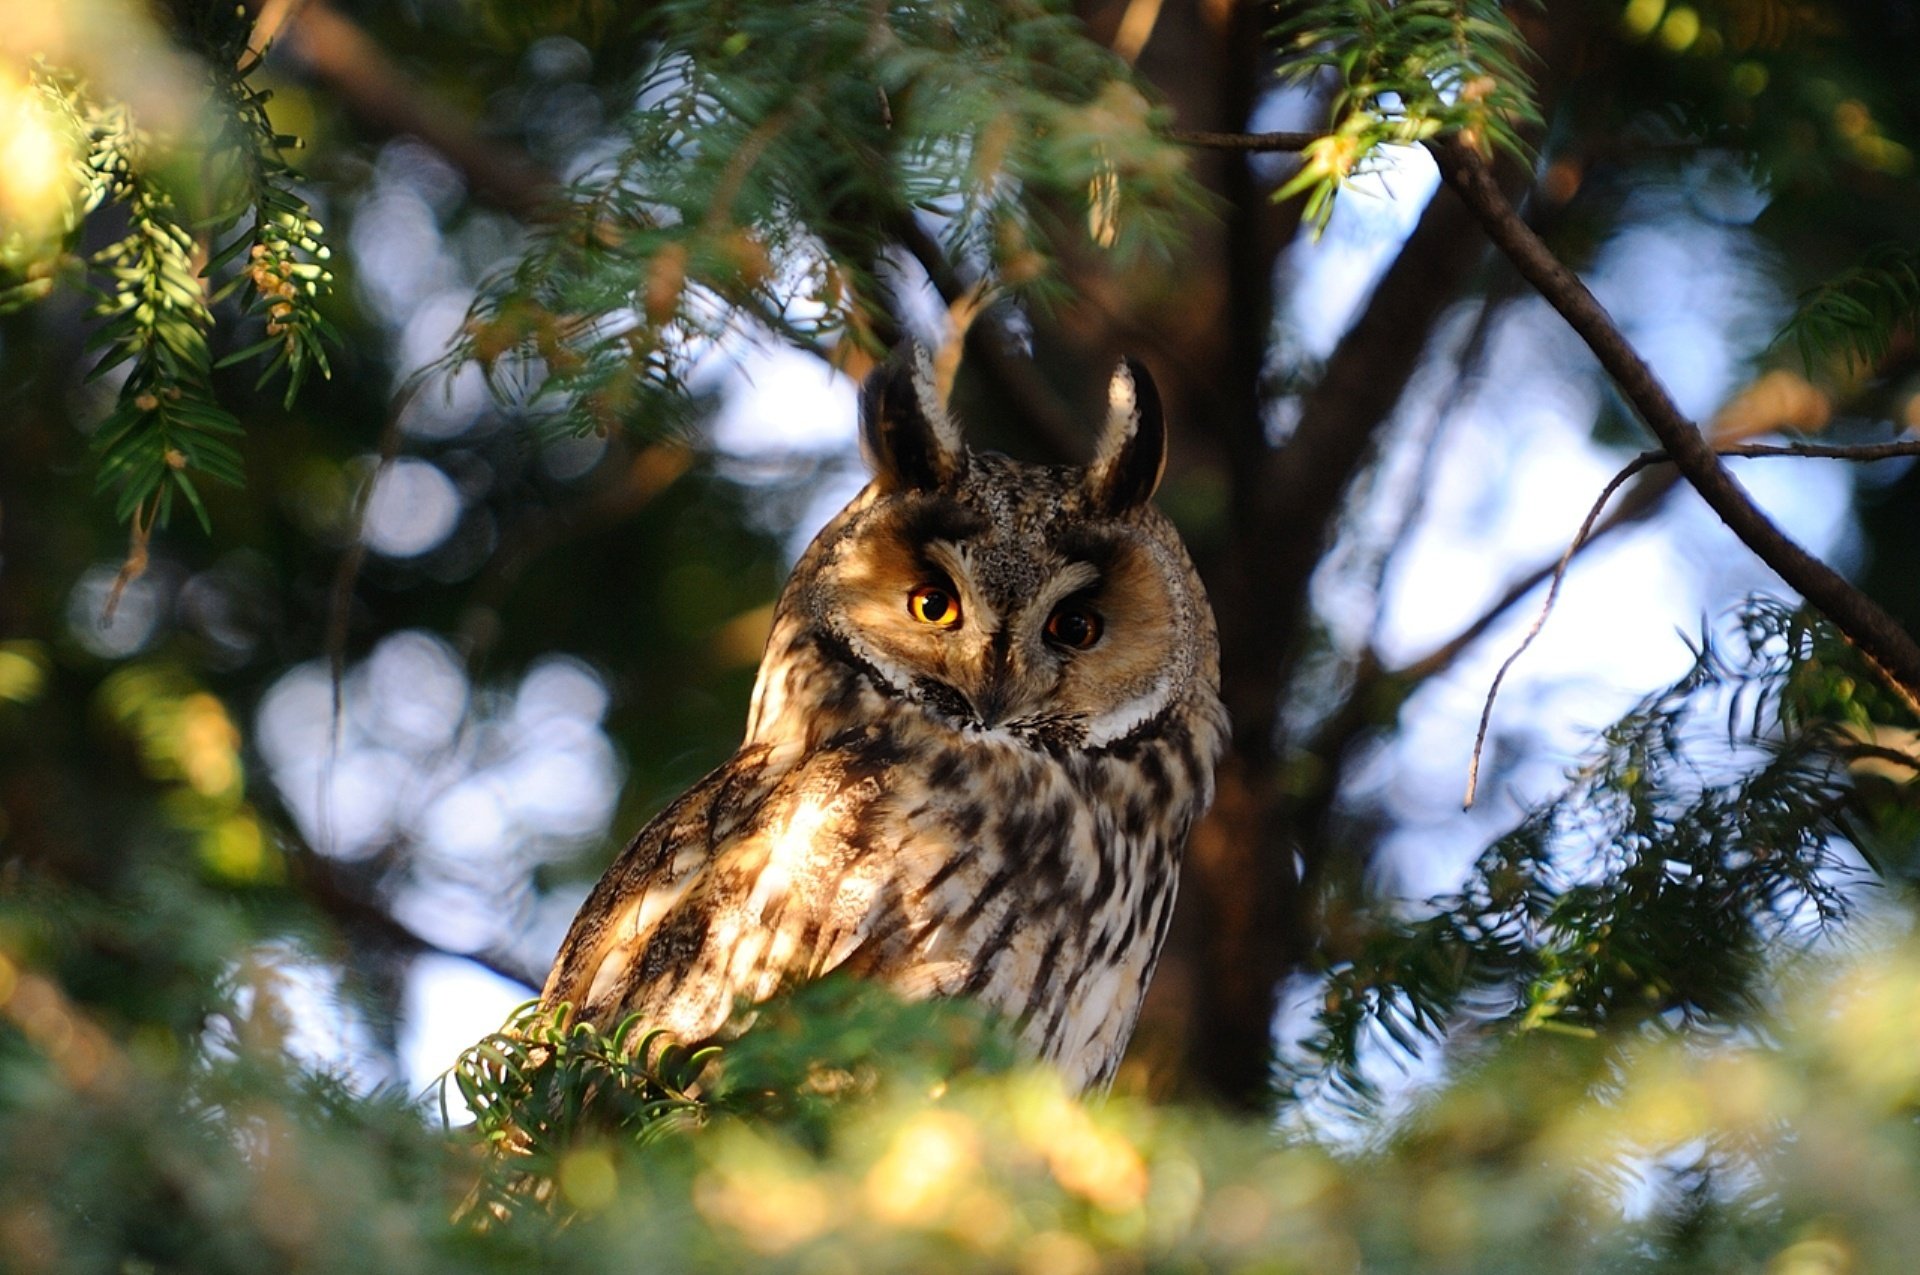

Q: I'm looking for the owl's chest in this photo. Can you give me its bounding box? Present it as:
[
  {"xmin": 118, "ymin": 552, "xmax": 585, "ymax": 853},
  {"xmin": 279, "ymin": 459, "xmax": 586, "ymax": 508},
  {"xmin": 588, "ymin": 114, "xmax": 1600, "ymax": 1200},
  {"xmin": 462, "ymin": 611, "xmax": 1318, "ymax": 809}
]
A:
[
  {"xmin": 799, "ymin": 727, "xmax": 1201, "ymax": 1088},
  {"xmin": 884, "ymin": 739, "xmax": 1172, "ymax": 908}
]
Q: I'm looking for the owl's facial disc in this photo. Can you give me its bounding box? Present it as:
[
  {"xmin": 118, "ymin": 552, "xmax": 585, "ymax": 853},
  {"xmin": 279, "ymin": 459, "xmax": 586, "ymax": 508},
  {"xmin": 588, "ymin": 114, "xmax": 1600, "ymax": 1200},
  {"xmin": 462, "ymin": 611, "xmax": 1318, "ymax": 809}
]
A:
[{"xmin": 816, "ymin": 482, "xmax": 1188, "ymax": 746}]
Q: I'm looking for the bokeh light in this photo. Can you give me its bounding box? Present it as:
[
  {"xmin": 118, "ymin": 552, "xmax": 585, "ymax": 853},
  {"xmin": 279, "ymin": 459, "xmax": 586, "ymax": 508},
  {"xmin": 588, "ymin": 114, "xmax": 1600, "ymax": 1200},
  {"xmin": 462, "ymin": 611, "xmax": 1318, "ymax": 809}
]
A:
[
  {"xmin": 65, "ymin": 563, "xmax": 167, "ymax": 659},
  {"xmin": 361, "ymin": 458, "xmax": 462, "ymax": 558}
]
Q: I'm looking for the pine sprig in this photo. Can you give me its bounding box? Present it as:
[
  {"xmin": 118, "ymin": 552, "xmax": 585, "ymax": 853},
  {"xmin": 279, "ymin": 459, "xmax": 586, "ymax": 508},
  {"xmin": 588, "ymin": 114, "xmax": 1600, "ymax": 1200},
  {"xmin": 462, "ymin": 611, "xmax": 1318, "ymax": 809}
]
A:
[
  {"xmin": 86, "ymin": 166, "xmax": 243, "ymax": 537},
  {"xmin": 6, "ymin": 18, "xmax": 338, "ymax": 542},
  {"xmin": 1289, "ymin": 601, "xmax": 1884, "ymax": 1114},
  {"xmin": 449, "ymin": 1000, "xmax": 715, "ymax": 1221},
  {"xmin": 1273, "ymin": 0, "xmax": 1541, "ymax": 231},
  {"xmin": 450, "ymin": 1000, "xmax": 716, "ymax": 1152},
  {"xmin": 204, "ymin": 19, "xmax": 339, "ymax": 409},
  {"xmin": 1777, "ymin": 244, "xmax": 1920, "ymax": 373},
  {"xmin": 4, "ymin": 68, "xmax": 233, "ymax": 535},
  {"xmin": 0, "ymin": 65, "xmax": 100, "ymax": 294}
]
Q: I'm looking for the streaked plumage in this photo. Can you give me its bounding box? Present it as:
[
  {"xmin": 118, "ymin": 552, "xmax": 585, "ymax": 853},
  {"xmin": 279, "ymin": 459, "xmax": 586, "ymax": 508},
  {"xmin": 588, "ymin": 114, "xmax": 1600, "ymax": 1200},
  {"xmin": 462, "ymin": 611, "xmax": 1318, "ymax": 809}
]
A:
[{"xmin": 540, "ymin": 345, "xmax": 1227, "ymax": 1091}]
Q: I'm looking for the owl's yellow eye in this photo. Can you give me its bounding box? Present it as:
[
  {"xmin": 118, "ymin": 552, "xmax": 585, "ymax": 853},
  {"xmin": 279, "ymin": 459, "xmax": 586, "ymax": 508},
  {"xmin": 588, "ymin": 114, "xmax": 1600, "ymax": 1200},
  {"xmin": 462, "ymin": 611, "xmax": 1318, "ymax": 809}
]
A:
[
  {"xmin": 909, "ymin": 584, "xmax": 961, "ymax": 627},
  {"xmin": 1045, "ymin": 603, "xmax": 1103, "ymax": 650}
]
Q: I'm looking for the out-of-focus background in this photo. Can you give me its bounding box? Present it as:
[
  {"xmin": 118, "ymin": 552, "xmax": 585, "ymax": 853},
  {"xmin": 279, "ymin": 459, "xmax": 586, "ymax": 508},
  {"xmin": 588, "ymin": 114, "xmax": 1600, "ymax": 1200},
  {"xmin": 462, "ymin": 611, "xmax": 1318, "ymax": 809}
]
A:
[{"xmin": 6, "ymin": 1, "xmax": 1920, "ymax": 1266}]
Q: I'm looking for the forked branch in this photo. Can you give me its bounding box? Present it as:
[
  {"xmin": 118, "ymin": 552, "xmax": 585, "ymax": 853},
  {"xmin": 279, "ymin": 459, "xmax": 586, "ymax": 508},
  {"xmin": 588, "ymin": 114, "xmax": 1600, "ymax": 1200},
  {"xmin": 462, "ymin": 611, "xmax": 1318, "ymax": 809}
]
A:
[
  {"xmin": 1430, "ymin": 140, "xmax": 1920, "ymax": 715},
  {"xmin": 1172, "ymin": 123, "xmax": 1920, "ymax": 712},
  {"xmin": 1464, "ymin": 440, "xmax": 1920, "ymax": 807}
]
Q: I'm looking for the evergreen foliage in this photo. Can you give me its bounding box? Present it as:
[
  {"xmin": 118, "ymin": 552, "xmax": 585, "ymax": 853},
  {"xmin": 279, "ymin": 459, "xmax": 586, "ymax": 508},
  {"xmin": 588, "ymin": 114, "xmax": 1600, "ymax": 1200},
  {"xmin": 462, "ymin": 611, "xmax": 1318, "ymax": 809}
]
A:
[
  {"xmin": 1290, "ymin": 602, "xmax": 1887, "ymax": 1114},
  {"xmin": 456, "ymin": 0, "xmax": 1197, "ymax": 439},
  {"xmin": 1273, "ymin": 0, "xmax": 1540, "ymax": 229},
  {"xmin": 5, "ymin": 591, "xmax": 1916, "ymax": 1271},
  {"xmin": 1780, "ymin": 244, "xmax": 1920, "ymax": 373},
  {"xmin": 11, "ymin": 929, "xmax": 1920, "ymax": 1271},
  {"xmin": 5, "ymin": 0, "xmax": 1920, "ymax": 1271},
  {"xmin": 2, "ymin": 9, "xmax": 336, "ymax": 538}
]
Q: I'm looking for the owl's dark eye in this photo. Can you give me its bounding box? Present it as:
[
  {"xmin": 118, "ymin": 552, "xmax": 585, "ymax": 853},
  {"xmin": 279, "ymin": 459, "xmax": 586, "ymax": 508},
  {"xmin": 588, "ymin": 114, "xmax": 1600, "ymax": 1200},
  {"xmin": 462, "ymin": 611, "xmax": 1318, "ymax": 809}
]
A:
[
  {"xmin": 909, "ymin": 584, "xmax": 961, "ymax": 627},
  {"xmin": 1044, "ymin": 603, "xmax": 1103, "ymax": 650}
]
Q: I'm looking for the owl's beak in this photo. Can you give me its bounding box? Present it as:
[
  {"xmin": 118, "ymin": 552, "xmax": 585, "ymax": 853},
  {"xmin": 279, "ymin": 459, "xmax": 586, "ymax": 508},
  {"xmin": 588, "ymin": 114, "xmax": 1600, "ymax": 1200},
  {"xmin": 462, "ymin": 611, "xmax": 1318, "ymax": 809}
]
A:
[
  {"xmin": 971, "ymin": 632, "xmax": 1015, "ymax": 727},
  {"xmin": 973, "ymin": 679, "xmax": 1010, "ymax": 728}
]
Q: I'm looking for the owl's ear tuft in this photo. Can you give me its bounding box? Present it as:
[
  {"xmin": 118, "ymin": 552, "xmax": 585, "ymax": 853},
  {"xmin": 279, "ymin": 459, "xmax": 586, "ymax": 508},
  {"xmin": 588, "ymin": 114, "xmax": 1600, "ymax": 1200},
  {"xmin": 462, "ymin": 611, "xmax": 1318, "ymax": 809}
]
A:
[
  {"xmin": 859, "ymin": 342, "xmax": 966, "ymax": 491},
  {"xmin": 1084, "ymin": 357, "xmax": 1166, "ymax": 514}
]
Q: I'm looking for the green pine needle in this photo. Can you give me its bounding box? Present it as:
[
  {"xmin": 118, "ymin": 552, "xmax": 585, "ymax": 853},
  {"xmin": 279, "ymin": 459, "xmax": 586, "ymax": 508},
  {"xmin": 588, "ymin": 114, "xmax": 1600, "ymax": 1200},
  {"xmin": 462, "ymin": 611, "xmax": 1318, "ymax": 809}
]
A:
[
  {"xmin": 1778, "ymin": 244, "xmax": 1920, "ymax": 372},
  {"xmin": 1273, "ymin": 0, "xmax": 1543, "ymax": 233}
]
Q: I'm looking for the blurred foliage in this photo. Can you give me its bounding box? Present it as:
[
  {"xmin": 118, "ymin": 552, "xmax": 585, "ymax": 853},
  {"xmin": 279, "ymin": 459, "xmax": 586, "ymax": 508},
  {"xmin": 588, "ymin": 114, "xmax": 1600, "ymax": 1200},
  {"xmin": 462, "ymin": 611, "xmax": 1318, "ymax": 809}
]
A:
[
  {"xmin": 12, "ymin": 934, "xmax": 1920, "ymax": 1272},
  {"xmin": 97, "ymin": 662, "xmax": 280, "ymax": 886},
  {"xmin": 1274, "ymin": 0, "xmax": 1542, "ymax": 230},
  {"xmin": 3, "ymin": 8, "xmax": 337, "ymax": 542},
  {"xmin": 455, "ymin": 0, "xmax": 1199, "ymax": 438},
  {"xmin": 5, "ymin": 0, "xmax": 1920, "ymax": 1271}
]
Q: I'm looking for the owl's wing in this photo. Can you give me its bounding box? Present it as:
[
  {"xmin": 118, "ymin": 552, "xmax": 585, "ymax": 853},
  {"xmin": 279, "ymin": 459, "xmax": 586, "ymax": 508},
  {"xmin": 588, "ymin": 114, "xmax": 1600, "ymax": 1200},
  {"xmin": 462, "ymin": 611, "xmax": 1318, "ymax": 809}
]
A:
[
  {"xmin": 540, "ymin": 750, "xmax": 767, "ymax": 1037},
  {"xmin": 539, "ymin": 741, "xmax": 898, "ymax": 1046}
]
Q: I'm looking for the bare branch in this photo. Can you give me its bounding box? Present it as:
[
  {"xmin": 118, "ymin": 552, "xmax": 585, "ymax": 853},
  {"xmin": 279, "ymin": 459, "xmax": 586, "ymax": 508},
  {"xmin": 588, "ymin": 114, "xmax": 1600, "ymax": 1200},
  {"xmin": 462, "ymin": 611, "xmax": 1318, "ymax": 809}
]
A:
[
  {"xmin": 1465, "ymin": 438, "xmax": 1920, "ymax": 807},
  {"xmin": 1167, "ymin": 128, "xmax": 1318, "ymax": 152},
  {"xmin": 1694, "ymin": 440, "xmax": 1920, "ymax": 463},
  {"xmin": 1462, "ymin": 454, "xmax": 1658, "ymax": 807},
  {"xmin": 1395, "ymin": 471, "xmax": 1674, "ymax": 685},
  {"xmin": 258, "ymin": 0, "xmax": 556, "ymax": 219},
  {"xmin": 1434, "ymin": 139, "xmax": 1920, "ymax": 714}
]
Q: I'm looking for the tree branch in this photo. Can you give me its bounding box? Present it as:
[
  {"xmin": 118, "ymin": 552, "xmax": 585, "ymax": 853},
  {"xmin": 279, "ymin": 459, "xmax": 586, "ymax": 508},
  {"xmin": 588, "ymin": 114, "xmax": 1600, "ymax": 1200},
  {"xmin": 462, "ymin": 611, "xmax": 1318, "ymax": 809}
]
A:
[
  {"xmin": 1689, "ymin": 440, "xmax": 1920, "ymax": 462},
  {"xmin": 1465, "ymin": 438, "xmax": 1920, "ymax": 805},
  {"xmin": 291, "ymin": 845, "xmax": 542, "ymax": 991},
  {"xmin": 1431, "ymin": 138, "xmax": 1920, "ymax": 711},
  {"xmin": 1160, "ymin": 129, "xmax": 1920, "ymax": 750},
  {"xmin": 259, "ymin": 0, "xmax": 556, "ymax": 220},
  {"xmin": 1167, "ymin": 128, "xmax": 1319, "ymax": 152}
]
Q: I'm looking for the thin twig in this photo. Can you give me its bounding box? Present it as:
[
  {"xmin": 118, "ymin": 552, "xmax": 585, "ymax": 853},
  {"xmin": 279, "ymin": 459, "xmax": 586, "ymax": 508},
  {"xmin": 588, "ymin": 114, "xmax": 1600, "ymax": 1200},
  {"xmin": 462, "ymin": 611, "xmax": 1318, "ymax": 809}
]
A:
[
  {"xmin": 1685, "ymin": 440, "xmax": 1920, "ymax": 463},
  {"xmin": 101, "ymin": 492, "xmax": 158, "ymax": 625},
  {"xmin": 320, "ymin": 377, "xmax": 422, "ymax": 851},
  {"xmin": 1396, "ymin": 473, "xmax": 1672, "ymax": 685},
  {"xmin": 1462, "ymin": 455, "xmax": 1657, "ymax": 807},
  {"xmin": 1464, "ymin": 438, "xmax": 1920, "ymax": 807},
  {"xmin": 1167, "ymin": 119, "xmax": 1920, "ymax": 709},
  {"xmin": 1432, "ymin": 137, "xmax": 1920, "ymax": 716},
  {"xmin": 1167, "ymin": 128, "xmax": 1318, "ymax": 152}
]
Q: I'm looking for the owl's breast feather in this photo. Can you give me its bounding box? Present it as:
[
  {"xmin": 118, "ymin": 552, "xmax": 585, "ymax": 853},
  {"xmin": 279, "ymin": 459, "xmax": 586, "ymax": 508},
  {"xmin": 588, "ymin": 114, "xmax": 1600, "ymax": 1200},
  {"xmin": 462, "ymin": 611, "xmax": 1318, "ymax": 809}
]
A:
[{"xmin": 546, "ymin": 682, "xmax": 1225, "ymax": 1094}]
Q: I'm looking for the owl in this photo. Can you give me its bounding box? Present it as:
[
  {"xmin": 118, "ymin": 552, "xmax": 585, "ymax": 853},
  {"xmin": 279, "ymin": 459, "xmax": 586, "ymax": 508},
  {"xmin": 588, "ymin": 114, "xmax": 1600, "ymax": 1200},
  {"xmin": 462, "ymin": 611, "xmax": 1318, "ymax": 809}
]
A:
[{"xmin": 539, "ymin": 345, "xmax": 1228, "ymax": 1092}]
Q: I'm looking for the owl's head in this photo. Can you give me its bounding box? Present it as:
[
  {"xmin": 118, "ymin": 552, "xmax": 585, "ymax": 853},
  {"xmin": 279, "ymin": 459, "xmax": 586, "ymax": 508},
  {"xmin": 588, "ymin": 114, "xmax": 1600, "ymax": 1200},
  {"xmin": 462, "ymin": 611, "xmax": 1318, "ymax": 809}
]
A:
[{"xmin": 749, "ymin": 345, "xmax": 1220, "ymax": 753}]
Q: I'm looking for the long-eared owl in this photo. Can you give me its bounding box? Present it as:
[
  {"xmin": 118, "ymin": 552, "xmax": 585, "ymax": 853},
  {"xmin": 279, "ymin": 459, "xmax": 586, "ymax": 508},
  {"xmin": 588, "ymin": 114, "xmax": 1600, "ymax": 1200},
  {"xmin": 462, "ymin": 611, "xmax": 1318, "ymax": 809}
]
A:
[{"xmin": 540, "ymin": 345, "xmax": 1228, "ymax": 1092}]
